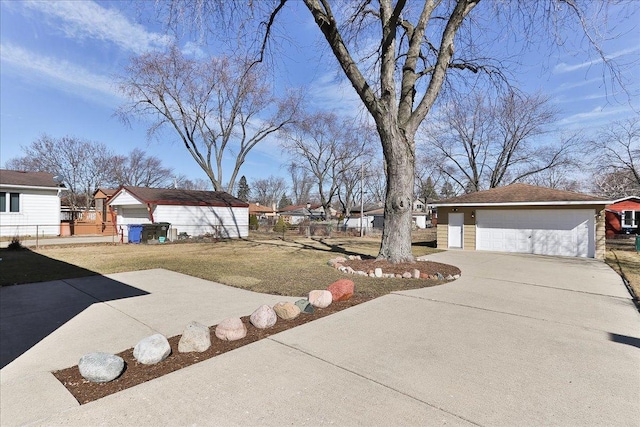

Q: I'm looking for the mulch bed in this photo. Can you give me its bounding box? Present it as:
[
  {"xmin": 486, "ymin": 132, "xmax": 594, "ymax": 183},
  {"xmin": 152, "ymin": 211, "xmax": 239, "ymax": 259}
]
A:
[
  {"xmin": 341, "ymin": 257, "xmax": 461, "ymax": 277},
  {"xmin": 53, "ymin": 258, "xmax": 460, "ymax": 405}
]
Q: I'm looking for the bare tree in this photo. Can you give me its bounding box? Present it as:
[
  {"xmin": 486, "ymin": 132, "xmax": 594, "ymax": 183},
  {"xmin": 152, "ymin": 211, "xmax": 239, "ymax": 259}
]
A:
[
  {"xmin": 288, "ymin": 163, "xmax": 314, "ymax": 205},
  {"xmin": 591, "ymin": 170, "xmax": 639, "ymax": 198},
  {"xmin": 159, "ymin": 0, "xmax": 632, "ymax": 262},
  {"xmin": 424, "ymin": 90, "xmax": 578, "ymax": 193},
  {"xmin": 589, "ymin": 117, "xmax": 640, "ymax": 192},
  {"xmin": 111, "ymin": 148, "xmax": 174, "ymax": 188},
  {"xmin": 117, "ymin": 45, "xmax": 301, "ymax": 193},
  {"xmin": 174, "ymin": 175, "xmax": 213, "ymax": 190},
  {"xmin": 251, "ymin": 175, "xmax": 288, "ymax": 207},
  {"xmin": 5, "ymin": 135, "xmax": 115, "ymax": 209},
  {"xmin": 282, "ymin": 111, "xmax": 371, "ymax": 219}
]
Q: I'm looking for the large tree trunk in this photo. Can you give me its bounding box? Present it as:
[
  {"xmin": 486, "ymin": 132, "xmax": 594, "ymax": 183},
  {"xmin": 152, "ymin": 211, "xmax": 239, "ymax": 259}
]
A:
[{"xmin": 377, "ymin": 125, "xmax": 415, "ymax": 263}]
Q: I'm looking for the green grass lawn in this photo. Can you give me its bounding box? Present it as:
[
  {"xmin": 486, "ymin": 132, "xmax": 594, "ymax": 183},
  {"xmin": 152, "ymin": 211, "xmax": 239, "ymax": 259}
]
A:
[{"xmin": 0, "ymin": 231, "xmax": 442, "ymax": 298}]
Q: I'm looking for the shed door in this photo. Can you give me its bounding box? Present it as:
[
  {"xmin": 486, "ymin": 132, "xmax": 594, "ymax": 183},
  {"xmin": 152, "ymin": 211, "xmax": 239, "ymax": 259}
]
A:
[
  {"xmin": 448, "ymin": 212, "xmax": 464, "ymax": 248},
  {"xmin": 476, "ymin": 209, "xmax": 594, "ymax": 258}
]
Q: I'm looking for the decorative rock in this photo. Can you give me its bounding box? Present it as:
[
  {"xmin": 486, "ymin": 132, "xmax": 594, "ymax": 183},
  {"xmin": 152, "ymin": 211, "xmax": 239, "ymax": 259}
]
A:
[
  {"xmin": 446, "ymin": 274, "xmax": 454, "ymax": 280},
  {"xmin": 327, "ymin": 279, "xmax": 355, "ymax": 302},
  {"xmin": 454, "ymin": 274, "xmax": 461, "ymax": 279},
  {"xmin": 413, "ymin": 269, "xmax": 421, "ymax": 279},
  {"xmin": 395, "ymin": 274, "xmax": 402, "ymax": 278},
  {"xmin": 78, "ymin": 352, "xmax": 124, "ymax": 383},
  {"xmin": 178, "ymin": 321, "xmax": 211, "ymax": 353},
  {"xmin": 295, "ymin": 299, "xmax": 315, "ymax": 314},
  {"xmin": 374, "ymin": 268, "xmax": 383, "ymax": 278},
  {"xmin": 215, "ymin": 317, "xmax": 247, "ymax": 341},
  {"xmin": 402, "ymin": 272, "xmax": 412, "ymax": 279},
  {"xmin": 273, "ymin": 302, "xmax": 301, "ymax": 320},
  {"xmin": 436, "ymin": 272, "xmax": 444, "ymax": 280},
  {"xmin": 250, "ymin": 304, "xmax": 277, "ymax": 329},
  {"xmin": 335, "ymin": 263, "xmax": 344, "ymax": 270},
  {"xmin": 308, "ymin": 289, "xmax": 332, "ymax": 308},
  {"xmin": 133, "ymin": 334, "xmax": 171, "ymax": 365}
]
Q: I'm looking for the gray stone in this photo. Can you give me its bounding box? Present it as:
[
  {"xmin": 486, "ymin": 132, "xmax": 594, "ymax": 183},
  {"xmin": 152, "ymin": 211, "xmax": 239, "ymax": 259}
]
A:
[
  {"xmin": 446, "ymin": 274, "xmax": 454, "ymax": 280},
  {"xmin": 295, "ymin": 299, "xmax": 315, "ymax": 314},
  {"xmin": 178, "ymin": 321, "xmax": 211, "ymax": 353},
  {"xmin": 78, "ymin": 352, "xmax": 124, "ymax": 383},
  {"xmin": 133, "ymin": 334, "xmax": 171, "ymax": 365},
  {"xmin": 402, "ymin": 272, "xmax": 412, "ymax": 279},
  {"xmin": 413, "ymin": 269, "xmax": 421, "ymax": 279},
  {"xmin": 436, "ymin": 272, "xmax": 445, "ymax": 280},
  {"xmin": 250, "ymin": 304, "xmax": 277, "ymax": 329},
  {"xmin": 215, "ymin": 317, "xmax": 247, "ymax": 341},
  {"xmin": 374, "ymin": 268, "xmax": 383, "ymax": 278},
  {"xmin": 454, "ymin": 274, "xmax": 461, "ymax": 279},
  {"xmin": 309, "ymin": 289, "xmax": 332, "ymax": 308}
]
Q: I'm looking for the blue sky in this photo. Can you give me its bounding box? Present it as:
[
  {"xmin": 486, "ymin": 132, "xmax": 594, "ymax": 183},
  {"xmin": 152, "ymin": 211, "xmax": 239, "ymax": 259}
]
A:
[{"xmin": 1, "ymin": 0, "xmax": 638, "ymax": 187}]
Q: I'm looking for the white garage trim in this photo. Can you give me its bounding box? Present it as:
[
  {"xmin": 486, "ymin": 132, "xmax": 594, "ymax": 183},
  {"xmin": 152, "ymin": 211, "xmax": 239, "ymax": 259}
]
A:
[{"xmin": 476, "ymin": 209, "xmax": 595, "ymax": 258}]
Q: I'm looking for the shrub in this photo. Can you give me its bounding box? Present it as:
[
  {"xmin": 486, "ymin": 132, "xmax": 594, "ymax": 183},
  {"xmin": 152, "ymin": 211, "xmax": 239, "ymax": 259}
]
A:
[
  {"xmin": 273, "ymin": 216, "xmax": 287, "ymax": 233},
  {"xmin": 7, "ymin": 236, "xmax": 24, "ymax": 251},
  {"xmin": 249, "ymin": 214, "xmax": 259, "ymax": 231}
]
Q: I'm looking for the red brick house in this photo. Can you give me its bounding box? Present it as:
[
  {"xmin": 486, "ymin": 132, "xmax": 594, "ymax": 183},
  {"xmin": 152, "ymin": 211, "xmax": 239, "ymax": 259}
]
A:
[{"xmin": 605, "ymin": 196, "xmax": 640, "ymax": 237}]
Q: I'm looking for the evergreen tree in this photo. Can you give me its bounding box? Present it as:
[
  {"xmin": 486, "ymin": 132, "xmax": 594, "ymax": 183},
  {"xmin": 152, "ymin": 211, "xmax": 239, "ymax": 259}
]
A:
[
  {"xmin": 237, "ymin": 175, "xmax": 250, "ymax": 202},
  {"xmin": 278, "ymin": 194, "xmax": 293, "ymax": 209}
]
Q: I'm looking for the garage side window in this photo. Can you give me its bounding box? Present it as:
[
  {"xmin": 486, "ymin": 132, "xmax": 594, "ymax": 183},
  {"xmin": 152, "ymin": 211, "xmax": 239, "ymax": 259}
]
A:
[
  {"xmin": 0, "ymin": 192, "xmax": 5, "ymax": 212},
  {"xmin": 9, "ymin": 193, "xmax": 20, "ymax": 212}
]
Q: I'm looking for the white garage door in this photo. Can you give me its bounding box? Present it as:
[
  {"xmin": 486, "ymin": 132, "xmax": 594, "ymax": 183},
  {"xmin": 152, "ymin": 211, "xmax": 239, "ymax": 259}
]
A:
[{"xmin": 476, "ymin": 209, "xmax": 595, "ymax": 258}]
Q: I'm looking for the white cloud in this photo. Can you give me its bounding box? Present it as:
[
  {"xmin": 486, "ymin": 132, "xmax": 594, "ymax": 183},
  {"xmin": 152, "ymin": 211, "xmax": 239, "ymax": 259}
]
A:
[
  {"xmin": 0, "ymin": 42, "xmax": 123, "ymax": 103},
  {"xmin": 553, "ymin": 47, "xmax": 640, "ymax": 74},
  {"xmin": 22, "ymin": 0, "xmax": 172, "ymax": 54}
]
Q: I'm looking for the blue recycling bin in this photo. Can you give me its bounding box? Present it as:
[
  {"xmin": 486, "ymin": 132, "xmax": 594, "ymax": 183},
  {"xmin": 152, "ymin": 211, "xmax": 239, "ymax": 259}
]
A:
[{"xmin": 128, "ymin": 224, "xmax": 143, "ymax": 243}]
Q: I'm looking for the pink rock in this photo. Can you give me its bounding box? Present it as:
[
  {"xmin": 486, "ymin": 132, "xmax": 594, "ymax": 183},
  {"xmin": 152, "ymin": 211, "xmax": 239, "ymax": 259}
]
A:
[
  {"xmin": 327, "ymin": 279, "xmax": 354, "ymax": 301},
  {"xmin": 250, "ymin": 305, "xmax": 277, "ymax": 329},
  {"xmin": 309, "ymin": 290, "xmax": 332, "ymax": 308},
  {"xmin": 215, "ymin": 317, "xmax": 247, "ymax": 341}
]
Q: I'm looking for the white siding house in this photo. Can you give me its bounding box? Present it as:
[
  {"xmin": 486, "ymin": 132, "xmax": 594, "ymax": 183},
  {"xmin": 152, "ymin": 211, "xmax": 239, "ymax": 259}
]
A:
[
  {"xmin": 108, "ymin": 186, "xmax": 249, "ymax": 240},
  {"xmin": 0, "ymin": 170, "xmax": 63, "ymax": 237}
]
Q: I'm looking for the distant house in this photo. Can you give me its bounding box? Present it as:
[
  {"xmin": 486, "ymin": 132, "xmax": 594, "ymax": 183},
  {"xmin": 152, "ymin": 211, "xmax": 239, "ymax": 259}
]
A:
[
  {"xmin": 108, "ymin": 186, "xmax": 249, "ymax": 240},
  {"xmin": 605, "ymin": 196, "xmax": 640, "ymax": 237},
  {"xmin": 248, "ymin": 203, "xmax": 278, "ymax": 220},
  {"xmin": 366, "ymin": 207, "xmax": 432, "ymax": 229},
  {"xmin": 0, "ymin": 169, "xmax": 64, "ymax": 237},
  {"xmin": 278, "ymin": 204, "xmax": 337, "ymax": 224}
]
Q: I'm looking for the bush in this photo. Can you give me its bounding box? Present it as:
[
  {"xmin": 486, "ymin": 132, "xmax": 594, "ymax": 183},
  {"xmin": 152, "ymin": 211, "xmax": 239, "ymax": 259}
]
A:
[
  {"xmin": 249, "ymin": 214, "xmax": 259, "ymax": 231},
  {"xmin": 7, "ymin": 236, "xmax": 24, "ymax": 251},
  {"xmin": 273, "ymin": 216, "xmax": 287, "ymax": 233}
]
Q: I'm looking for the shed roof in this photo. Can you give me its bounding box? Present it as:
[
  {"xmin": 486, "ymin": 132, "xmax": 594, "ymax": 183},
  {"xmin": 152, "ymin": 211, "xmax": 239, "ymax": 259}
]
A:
[
  {"xmin": 434, "ymin": 183, "xmax": 608, "ymax": 206},
  {"xmin": 109, "ymin": 186, "xmax": 249, "ymax": 208},
  {"xmin": 0, "ymin": 169, "xmax": 63, "ymax": 188}
]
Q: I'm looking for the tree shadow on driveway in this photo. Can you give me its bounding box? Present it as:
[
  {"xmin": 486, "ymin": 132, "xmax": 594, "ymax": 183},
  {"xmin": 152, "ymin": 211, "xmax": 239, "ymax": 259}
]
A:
[{"xmin": 0, "ymin": 249, "xmax": 148, "ymax": 368}]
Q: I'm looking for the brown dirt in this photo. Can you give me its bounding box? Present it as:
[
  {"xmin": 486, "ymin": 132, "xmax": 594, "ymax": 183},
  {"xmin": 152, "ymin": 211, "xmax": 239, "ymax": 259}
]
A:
[{"xmin": 53, "ymin": 258, "xmax": 460, "ymax": 405}]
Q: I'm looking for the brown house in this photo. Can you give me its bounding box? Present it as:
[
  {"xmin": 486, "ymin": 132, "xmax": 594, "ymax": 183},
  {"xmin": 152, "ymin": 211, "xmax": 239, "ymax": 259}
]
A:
[
  {"xmin": 605, "ymin": 196, "xmax": 640, "ymax": 237},
  {"xmin": 433, "ymin": 183, "xmax": 610, "ymax": 259}
]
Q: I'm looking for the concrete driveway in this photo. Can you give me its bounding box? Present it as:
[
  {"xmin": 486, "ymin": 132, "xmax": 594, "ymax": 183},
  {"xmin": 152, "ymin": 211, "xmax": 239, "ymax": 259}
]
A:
[{"xmin": 1, "ymin": 251, "xmax": 638, "ymax": 426}]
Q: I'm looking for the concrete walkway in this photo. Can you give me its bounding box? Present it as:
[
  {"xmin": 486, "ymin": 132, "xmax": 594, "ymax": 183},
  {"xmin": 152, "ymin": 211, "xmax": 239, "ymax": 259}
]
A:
[{"xmin": 1, "ymin": 252, "xmax": 638, "ymax": 426}]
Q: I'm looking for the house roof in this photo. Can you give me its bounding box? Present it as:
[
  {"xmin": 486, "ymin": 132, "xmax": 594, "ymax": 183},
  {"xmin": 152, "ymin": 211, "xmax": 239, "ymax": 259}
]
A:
[
  {"xmin": 278, "ymin": 203, "xmax": 322, "ymax": 213},
  {"xmin": 249, "ymin": 203, "xmax": 276, "ymax": 214},
  {"xmin": 93, "ymin": 188, "xmax": 118, "ymax": 198},
  {"xmin": 0, "ymin": 169, "xmax": 63, "ymax": 188},
  {"xmin": 364, "ymin": 208, "xmax": 429, "ymax": 216},
  {"xmin": 110, "ymin": 186, "xmax": 249, "ymax": 208},
  {"xmin": 434, "ymin": 183, "xmax": 609, "ymax": 207},
  {"xmin": 606, "ymin": 196, "xmax": 640, "ymax": 213}
]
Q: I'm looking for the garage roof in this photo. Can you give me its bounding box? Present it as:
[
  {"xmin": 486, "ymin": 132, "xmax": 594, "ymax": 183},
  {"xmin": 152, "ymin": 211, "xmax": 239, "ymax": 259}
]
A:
[
  {"xmin": 0, "ymin": 169, "xmax": 63, "ymax": 189},
  {"xmin": 434, "ymin": 183, "xmax": 610, "ymax": 207},
  {"xmin": 109, "ymin": 186, "xmax": 249, "ymax": 208}
]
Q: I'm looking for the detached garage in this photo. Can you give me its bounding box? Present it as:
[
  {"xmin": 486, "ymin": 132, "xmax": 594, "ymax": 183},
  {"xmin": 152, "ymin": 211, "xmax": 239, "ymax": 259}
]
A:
[
  {"xmin": 108, "ymin": 186, "xmax": 249, "ymax": 241},
  {"xmin": 434, "ymin": 184, "xmax": 610, "ymax": 259}
]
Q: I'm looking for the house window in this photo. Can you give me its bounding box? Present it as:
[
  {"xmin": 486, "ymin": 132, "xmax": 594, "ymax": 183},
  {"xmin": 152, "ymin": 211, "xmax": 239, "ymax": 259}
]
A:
[
  {"xmin": 0, "ymin": 192, "xmax": 19, "ymax": 212},
  {"xmin": 622, "ymin": 210, "xmax": 639, "ymax": 228}
]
